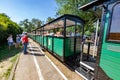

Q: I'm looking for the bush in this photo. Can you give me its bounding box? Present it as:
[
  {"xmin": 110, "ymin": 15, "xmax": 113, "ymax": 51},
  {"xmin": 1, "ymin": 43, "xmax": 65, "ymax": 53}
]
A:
[{"xmin": 0, "ymin": 13, "xmax": 23, "ymax": 45}]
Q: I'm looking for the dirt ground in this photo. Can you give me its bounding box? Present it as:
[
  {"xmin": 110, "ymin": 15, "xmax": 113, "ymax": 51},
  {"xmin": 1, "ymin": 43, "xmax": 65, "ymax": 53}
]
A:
[{"xmin": 31, "ymin": 39, "xmax": 83, "ymax": 80}]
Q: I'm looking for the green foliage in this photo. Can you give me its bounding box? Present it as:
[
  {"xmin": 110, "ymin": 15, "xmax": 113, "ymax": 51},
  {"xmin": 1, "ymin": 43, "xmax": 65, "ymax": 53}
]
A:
[
  {"xmin": 55, "ymin": 0, "xmax": 100, "ymax": 36},
  {"xmin": 46, "ymin": 17, "xmax": 55, "ymax": 23},
  {"xmin": 0, "ymin": 13, "xmax": 23, "ymax": 44},
  {"xmin": 19, "ymin": 18, "xmax": 43, "ymax": 32},
  {"xmin": 56, "ymin": 0, "xmax": 90, "ymax": 16},
  {"xmin": 19, "ymin": 19, "xmax": 31, "ymax": 32},
  {"xmin": 31, "ymin": 18, "xmax": 42, "ymax": 27}
]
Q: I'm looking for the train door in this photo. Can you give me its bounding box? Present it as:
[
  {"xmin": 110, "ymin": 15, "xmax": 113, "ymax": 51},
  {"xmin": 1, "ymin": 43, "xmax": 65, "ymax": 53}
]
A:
[
  {"xmin": 76, "ymin": 20, "xmax": 99, "ymax": 80},
  {"xmin": 96, "ymin": 1, "xmax": 120, "ymax": 80}
]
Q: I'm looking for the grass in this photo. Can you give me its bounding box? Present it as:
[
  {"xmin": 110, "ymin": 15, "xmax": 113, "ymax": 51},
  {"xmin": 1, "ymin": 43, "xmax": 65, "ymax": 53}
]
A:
[
  {"xmin": 0, "ymin": 44, "xmax": 21, "ymax": 79},
  {"xmin": 0, "ymin": 44, "xmax": 21, "ymax": 62},
  {"xmin": 4, "ymin": 66, "xmax": 12, "ymax": 79}
]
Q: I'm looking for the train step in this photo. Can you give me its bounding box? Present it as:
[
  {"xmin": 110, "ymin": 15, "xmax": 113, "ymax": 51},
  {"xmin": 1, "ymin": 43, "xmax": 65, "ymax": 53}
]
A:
[
  {"xmin": 75, "ymin": 67, "xmax": 94, "ymax": 80},
  {"xmin": 75, "ymin": 61, "xmax": 95, "ymax": 80},
  {"xmin": 80, "ymin": 61, "xmax": 95, "ymax": 71}
]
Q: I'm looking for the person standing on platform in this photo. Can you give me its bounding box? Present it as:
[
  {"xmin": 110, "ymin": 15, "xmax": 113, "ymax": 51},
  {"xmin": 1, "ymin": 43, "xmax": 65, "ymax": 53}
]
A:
[{"xmin": 21, "ymin": 33, "xmax": 28, "ymax": 54}]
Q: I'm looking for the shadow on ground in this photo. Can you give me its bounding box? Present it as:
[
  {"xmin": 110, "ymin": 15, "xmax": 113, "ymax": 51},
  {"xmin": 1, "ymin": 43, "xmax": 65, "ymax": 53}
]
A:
[
  {"xmin": 0, "ymin": 44, "xmax": 21, "ymax": 62},
  {"xmin": 24, "ymin": 52, "xmax": 45, "ymax": 56}
]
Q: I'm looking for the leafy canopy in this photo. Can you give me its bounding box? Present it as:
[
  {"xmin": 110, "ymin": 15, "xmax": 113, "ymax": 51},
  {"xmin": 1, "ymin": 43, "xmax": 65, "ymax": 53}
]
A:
[
  {"xmin": 55, "ymin": 0, "xmax": 101, "ymax": 35},
  {"xmin": 0, "ymin": 13, "xmax": 23, "ymax": 44}
]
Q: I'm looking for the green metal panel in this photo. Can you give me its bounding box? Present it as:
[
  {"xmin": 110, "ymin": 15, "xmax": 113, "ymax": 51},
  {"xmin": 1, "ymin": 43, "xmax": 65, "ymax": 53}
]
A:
[
  {"xmin": 76, "ymin": 37, "xmax": 81, "ymax": 53},
  {"xmin": 44, "ymin": 36, "xmax": 47, "ymax": 47},
  {"xmin": 65, "ymin": 38, "xmax": 74, "ymax": 57},
  {"xmin": 36, "ymin": 35, "xmax": 39, "ymax": 43},
  {"xmin": 30, "ymin": 35, "xmax": 32, "ymax": 39},
  {"xmin": 65, "ymin": 37, "xmax": 81, "ymax": 57},
  {"xmin": 33, "ymin": 35, "xmax": 34, "ymax": 40},
  {"xmin": 31, "ymin": 35, "xmax": 33, "ymax": 39},
  {"xmin": 40, "ymin": 36, "xmax": 43, "ymax": 46},
  {"xmin": 41, "ymin": 36, "xmax": 43, "ymax": 45},
  {"xmin": 31, "ymin": 35, "xmax": 33, "ymax": 40},
  {"xmin": 100, "ymin": 12, "xmax": 120, "ymax": 80},
  {"xmin": 39, "ymin": 36, "xmax": 41, "ymax": 44},
  {"xmin": 47, "ymin": 36, "xmax": 53, "ymax": 51},
  {"xmin": 53, "ymin": 37, "xmax": 63, "ymax": 56},
  {"xmin": 52, "ymin": 37, "xmax": 81, "ymax": 57},
  {"xmin": 33, "ymin": 35, "xmax": 35, "ymax": 40},
  {"xmin": 38, "ymin": 35, "xmax": 41, "ymax": 44}
]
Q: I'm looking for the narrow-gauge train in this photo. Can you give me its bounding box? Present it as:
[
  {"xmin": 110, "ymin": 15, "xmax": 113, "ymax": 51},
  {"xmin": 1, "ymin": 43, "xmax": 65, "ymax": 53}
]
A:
[{"xmin": 29, "ymin": 0, "xmax": 120, "ymax": 80}]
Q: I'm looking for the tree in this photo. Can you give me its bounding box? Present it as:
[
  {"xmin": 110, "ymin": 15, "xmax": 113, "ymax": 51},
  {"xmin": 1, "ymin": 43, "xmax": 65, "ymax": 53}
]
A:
[
  {"xmin": 19, "ymin": 19, "xmax": 32, "ymax": 32},
  {"xmin": 0, "ymin": 13, "xmax": 23, "ymax": 44},
  {"xmin": 19, "ymin": 18, "xmax": 43, "ymax": 32},
  {"xmin": 46, "ymin": 17, "xmax": 55, "ymax": 23},
  {"xmin": 56, "ymin": 0, "xmax": 90, "ymax": 16},
  {"xmin": 55, "ymin": 0, "xmax": 100, "ymax": 35},
  {"xmin": 31, "ymin": 18, "xmax": 42, "ymax": 28}
]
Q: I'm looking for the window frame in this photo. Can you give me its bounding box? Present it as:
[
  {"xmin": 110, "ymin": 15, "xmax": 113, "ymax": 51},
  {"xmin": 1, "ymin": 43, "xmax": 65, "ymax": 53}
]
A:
[{"xmin": 106, "ymin": 2, "xmax": 120, "ymax": 43}]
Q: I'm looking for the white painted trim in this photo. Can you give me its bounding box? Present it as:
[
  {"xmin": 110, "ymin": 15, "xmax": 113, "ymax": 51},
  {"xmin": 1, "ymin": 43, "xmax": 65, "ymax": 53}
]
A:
[
  {"xmin": 31, "ymin": 40, "xmax": 67, "ymax": 80},
  {"xmin": 38, "ymin": 47, "xmax": 68, "ymax": 80},
  {"xmin": 29, "ymin": 44, "xmax": 44, "ymax": 80},
  {"xmin": 80, "ymin": 62, "xmax": 94, "ymax": 71}
]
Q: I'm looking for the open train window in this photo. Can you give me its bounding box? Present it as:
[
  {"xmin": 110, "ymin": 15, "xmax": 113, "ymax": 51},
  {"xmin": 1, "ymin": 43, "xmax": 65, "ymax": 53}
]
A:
[{"xmin": 107, "ymin": 3, "xmax": 120, "ymax": 42}]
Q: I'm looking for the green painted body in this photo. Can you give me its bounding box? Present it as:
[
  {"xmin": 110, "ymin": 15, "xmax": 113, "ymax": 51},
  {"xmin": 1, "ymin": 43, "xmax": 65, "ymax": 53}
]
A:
[
  {"xmin": 30, "ymin": 35, "xmax": 33, "ymax": 40},
  {"xmin": 65, "ymin": 38, "xmax": 74, "ymax": 57},
  {"xmin": 40, "ymin": 36, "xmax": 43, "ymax": 46},
  {"xmin": 36, "ymin": 35, "xmax": 39, "ymax": 43},
  {"xmin": 100, "ymin": 12, "xmax": 120, "ymax": 80},
  {"xmin": 53, "ymin": 37, "xmax": 63, "ymax": 57},
  {"xmin": 65, "ymin": 37, "xmax": 81, "ymax": 57},
  {"xmin": 38, "ymin": 35, "xmax": 41, "ymax": 44},
  {"xmin": 33, "ymin": 36, "xmax": 81, "ymax": 57},
  {"xmin": 33, "ymin": 36, "xmax": 36, "ymax": 40},
  {"xmin": 53, "ymin": 37, "xmax": 81, "ymax": 57},
  {"xmin": 44, "ymin": 36, "xmax": 47, "ymax": 47},
  {"xmin": 47, "ymin": 36, "xmax": 53, "ymax": 51}
]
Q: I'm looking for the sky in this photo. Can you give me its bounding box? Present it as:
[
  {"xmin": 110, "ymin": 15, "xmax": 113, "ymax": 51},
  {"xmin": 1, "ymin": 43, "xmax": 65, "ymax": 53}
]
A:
[{"xmin": 0, "ymin": 0, "xmax": 58, "ymax": 23}]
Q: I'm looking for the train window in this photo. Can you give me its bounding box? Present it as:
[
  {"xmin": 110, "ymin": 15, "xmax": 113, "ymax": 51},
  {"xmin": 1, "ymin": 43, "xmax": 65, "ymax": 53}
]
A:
[
  {"xmin": 66, "ymin": 19, "xmax": 83, "ymax": 37},
  {"xmin": 107, "ymin": 3, "xmax": 120, "ymax": 42}
]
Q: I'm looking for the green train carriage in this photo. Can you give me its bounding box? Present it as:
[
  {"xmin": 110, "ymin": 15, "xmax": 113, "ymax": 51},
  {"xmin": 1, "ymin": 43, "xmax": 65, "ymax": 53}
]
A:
[{"xmin": 30, "ymin": 14, "xmax": 85, "ymax": 64}]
